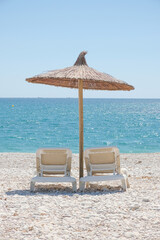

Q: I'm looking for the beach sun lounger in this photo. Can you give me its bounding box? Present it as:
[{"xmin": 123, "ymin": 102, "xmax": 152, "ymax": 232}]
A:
[
  {"xmin": 79, "ymin": 147, "xmax": 130, "ymax": 191},
  {"xmin": 30, "ymin": 148, "xmax": 77, "ymax": 192}
]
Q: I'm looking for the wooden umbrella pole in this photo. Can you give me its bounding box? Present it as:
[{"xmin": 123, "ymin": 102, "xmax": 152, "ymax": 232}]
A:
[{"xmin": 78, "ymin": 79, "xmax": 83, "ymax": 178}]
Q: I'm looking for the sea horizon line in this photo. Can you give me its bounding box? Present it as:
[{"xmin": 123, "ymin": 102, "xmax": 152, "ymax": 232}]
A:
[{"xmin": 0, "ymin": 97, "xmax": 160, "ymax": 100}]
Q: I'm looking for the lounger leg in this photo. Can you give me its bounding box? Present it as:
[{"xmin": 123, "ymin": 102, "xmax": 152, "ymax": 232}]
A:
[
  {"xmin": 121, "ymin": 178, "xmax": 127, "ymax": 191},
  {"xmin": 30, "ymin": 181, "xmax": 35, "ymax": 192},
  {"xmin": 86, "ymin": 182, "xmax": 89, "ymax": 188},
  {"xmin": 72, "ymin": 181, "xmax": 77, "ymax": 192},
  {"xmin": 79, "ymin": 181, "xmax": 85, "ymax": 191},
  {"xmin": 121, "ymin": 168, "xmax": 130, "ymax": 188},
  {"xmin": 126, "ymin": 177, "xmax": 130, "ymax": 188}
]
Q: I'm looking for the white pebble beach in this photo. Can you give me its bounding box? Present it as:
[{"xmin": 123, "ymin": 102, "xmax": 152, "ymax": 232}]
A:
[{"xmin": 0, "ymin": 152, "xmax": 160, "ymax": 240}]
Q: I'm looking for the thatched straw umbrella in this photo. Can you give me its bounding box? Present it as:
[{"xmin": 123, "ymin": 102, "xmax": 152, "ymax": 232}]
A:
[{"xmin": 26, "ymin": 51, "xmax": 134, "ymax": 178}]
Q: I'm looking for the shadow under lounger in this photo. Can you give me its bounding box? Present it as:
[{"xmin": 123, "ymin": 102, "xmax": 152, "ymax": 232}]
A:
[
  {"xmin": 30, "ymin": 176, "xmax": 77, "ymax": 192},
  {"xmin": 79, "ymin": 174, "xmax": 127, "ymax": 191}
]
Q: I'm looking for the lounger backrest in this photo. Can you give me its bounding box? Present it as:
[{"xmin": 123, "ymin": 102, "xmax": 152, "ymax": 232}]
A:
[
  {"xmin": 41, "ymin": 153, "xmax": 67, "ymax": 165},
  {"xmin": 36, "ymin": 148, "xmax": 72, "ymax": 175},
  {"xmin": 84, "ymin": 147, "xmax": 120, "ymax": 174},
  {"xmin": 89, "ymin": 152, "xmax": 115, "ymax": 164}
]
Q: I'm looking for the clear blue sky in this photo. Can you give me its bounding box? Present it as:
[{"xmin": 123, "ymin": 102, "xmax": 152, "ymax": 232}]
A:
[{"xmin": 0, "ymin": 0, "xmax": 160, "ymax": 98}]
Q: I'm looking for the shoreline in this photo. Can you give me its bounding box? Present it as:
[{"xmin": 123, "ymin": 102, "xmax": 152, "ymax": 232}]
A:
[
  {"xmin": 0, "ymin": 152, "xmax": 160, "ymax": 239},
  {"xmin": 1, "ymin": 151, "xmax": 160, "ymax": 154}
]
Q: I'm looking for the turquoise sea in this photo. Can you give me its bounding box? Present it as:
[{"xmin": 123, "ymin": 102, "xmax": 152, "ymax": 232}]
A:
[{"xmin": 0, "ymin": 98, "xmax": 160, "ymax": 153}]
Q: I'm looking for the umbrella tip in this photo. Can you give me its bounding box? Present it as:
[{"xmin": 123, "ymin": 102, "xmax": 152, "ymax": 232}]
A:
[
  {"xmin": 74, "ymin": 51, "xmax": 88, "ymax": 66},
  {"xmin": 82, "ymin": 51, "xmax": 87, "ymax": 55}
]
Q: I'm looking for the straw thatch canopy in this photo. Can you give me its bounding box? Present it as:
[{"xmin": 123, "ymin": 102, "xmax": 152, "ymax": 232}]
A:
[{"xmin": 26, "ymin": 51, "xmax": 134, "ymax": 91}]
